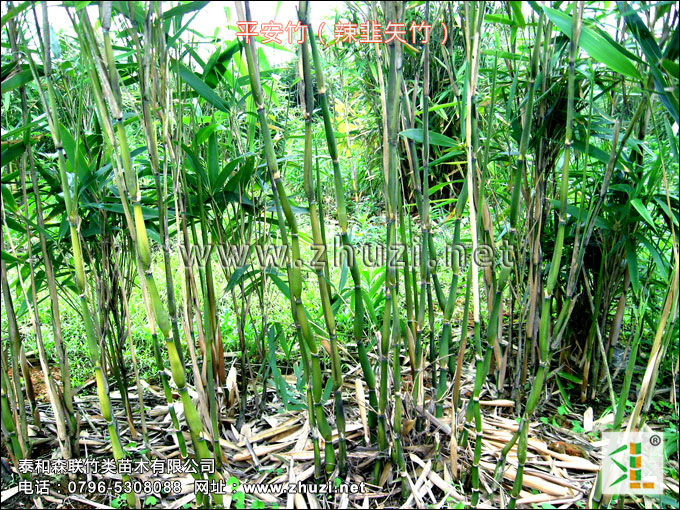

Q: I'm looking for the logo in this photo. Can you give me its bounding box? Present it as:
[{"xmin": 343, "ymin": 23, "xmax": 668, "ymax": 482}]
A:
[{"xmin": 602, "ymin": 431, "xmax": 663, "ymax": 495}]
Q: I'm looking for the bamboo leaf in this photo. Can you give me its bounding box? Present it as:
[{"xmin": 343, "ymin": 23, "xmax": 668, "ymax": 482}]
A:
[
  {"xmin": 1, "ymin": 70, "xmax": 34, "ymax": 94},
  {"xmin": 630, "ymin": 198, "xmax": 656, "ymax": 231},
  {"xmin": 162, "ymin": 1, "xmax": 209, "ymax": 20},
  {"xmin": 617, "ymin": 2, "xmax": 661, "ymax": 61},
  {"xmin": 636, "ymin": 233, "xmax": 668, "ymax": 281},
  {"xmin": 1, "ymin": 184, "xmax": 18, "ymax": 212},
  {"xmin": 484, "ymin": 14, "xmax": 514, "ymax": 26},
  {"xmin": 3, "ymin": 215, "xmax": 25, "ymax": 233},
  {"xmin": 1, "ymin": 1, "xmax": 30, "ymax": 27},
  {"xmin": 268, "ymin": 272, "xmax": 291, "ymax": 301},
  {"xmin": 1, "ymin": 141, "xmax": 26, "ymax": 167},
  {"xmin": 226, "ymin": 264, "xmax": 250, "ymax": 292},
  {"xmin": 572, "ymin": 139, "xmax": 624, "ymax": 171},
  {"xmin": 224, "ymin": 156, "xmax": 254, "ymax": 192},
  {"xmin": 557, "ymin": 371, "xmax": 583, "ymax": 384},
  {"xmin": 196, "ymin": 123, "xmax": 219, "ymax": 145},
  {"xmin": 182, "ymin": 144, "xmax": 208, "ymax": 186},
  {"xmin": 542, "ymin": 6, "xmax": 641, "ymax": 79},
  {"xmin": 509, "ymin": 2, "xmax": 525, "ymax": 28},
  {"xmin": 661, "ymin": 59, "xmax": 679, "ymax": 79},
  {"xmin": 177, "ymin": 62, "xmax": 229, "ymax": 113},
  {"xmin": 1, "ymin": 249, "xmax": 25, "ymax": 264},
  {"xmin": 59, "ymin": 123, "xmax": 89, "ymax": 182},
  {"xmin": 214, "ymin": 159, "xmax": 240, "ymax": 192},
  {"xmin": 89, "ymin": 201, "xmax": 160, "ymax": 220},
  {"xmin": 617, "ymin": 1, "xmax": 679, "ymax": 122},
  {"xmin": 400, "ymin": 128, "xmax": 458, "ymax": 148},
  {"xmin": 203, "ymin": 41, "xmax": 241, "ymax": 88}
]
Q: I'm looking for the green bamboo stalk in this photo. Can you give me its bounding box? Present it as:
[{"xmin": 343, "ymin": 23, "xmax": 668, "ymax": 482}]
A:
[
  {"xmin": 19, "ymin": 5, "xmax": 136, "ymax": 505},
  {"xmin": 266, "ymin": 178, "xmax": 323, "ymax": 478},
  {"xmin": 303, "ymin": 0, "xmax": 380, "ymax": 447},
  {"xmin": 1, "ymin": 380, "xmax": 24, "ymax": 467},
  {"xmin": 0, "ymin": 230, "xmax": 28, "ymax": 460},
  {"xmin": 298, "ymin": 3, "xmax": 347, "ymax": 474},
  {"xmin": 235, "ymin": 0, "xmax": 336, "ymax": 475},
  {"xmin": 71, "ymin": 6, "xmax": 221, "ymax": 504},
  {"xmin": 507, "ymin": 5, "xmax": 582, "ymax": 507},
  {"xmin": 8, "ymin": 12, "xmax": 79, "ymax": 457},
  {"xmin": 128, "ymin": 2, "xmax": 190, "ymax": 415},
  {"xmin": 397, "ymin": 84, "xmax": 424, "ymax": 412},
  {"xmin": 452, "ymin": 266, "xmax": 473, "ymax": 412},
  {"xmin": 461, "ymin": 3, "xmax": 485, "ymax": 504},
  {"xmin": 398, "ymin": 198, "xmax": 417, "ymax": 386},
  {"xmin": 111, "ymin": 247, "xmax": 148, "ymax": 445},
  {"xmin": 417, "ymin": 0, "xmax": 436, "ymax": 421},
  {"xmin": 492, "ymin": 5, "xmax": 547, "ymax": 488},
  {"xmin": 380, "ymin": 0, "xmax": 407, "ymax": 495},
  {"xmin": 194, "ymin": 183, "xmax": 223, "ymax": 467},
  {"xmin": 0, "ymin": 232, "xmax": 30, "ymax": 458},
  {"xmin": 590, "ymin": 263, "xmax": 679, "ymax": 509},
  {"xmin": 19, "ymin": 150, "xmax": 83, "ymax": 455},
  {"xmin": 100, "ymin": 239, "xmax": 138, "ymax": 441},
  {"xmin": 435, "ymin": 203, "xmax": 466, "ymax": 418},
  {"xmin": 613, "ymin": 289, "xmax": 647, "ymax": 430}
]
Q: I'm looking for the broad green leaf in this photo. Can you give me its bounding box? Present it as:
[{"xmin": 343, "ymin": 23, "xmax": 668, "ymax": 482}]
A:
[
  {"xmin": 226, "ymin": 264, "xmax": 250, "ymax": 292},
  {"xmin": 618, "ymin": 1, "xmax": 678, "ymax": 122},
  {"xmin": 636, "ymin": 233, "xmax": 668, "ymax": 281},
  {"xmin": 542, "ymin": 6, "xmax": 641, "ymax": 79},
  {"xmin": 167, "ymin": 10, "xmax": 206, "ymax": 48},
  {"xmin": 177, "ymin": 62, "xmax": 229, "ymax": 113},
  {"xmin": 224, "ymin": 156, "xmax": 254, "ymax": 192},
  {"xmin": 592, "ymin": 25, "xmax": 644, "ymax": 64},
  {"xmin": 1, "ymin": 70, "xmax": 34, "ymax": 94},
  {"xmin": 4, "ymin": 215, "xmax": 25, "ymax": 233},
  {"xmin": 162, "ymin": 1, "xmax": 209, "ymax": 20},
  {"xmin": 321, "ymin": 379, "xmax": 332, "ymax": 404},
  {"xmin": 268, "ymin": 272, "xmax": 291, "ymax": 300},
  {"xmin": 1, "ymin": 249, "xmax": 25, "ymax": 264},
  {"xmin": 400, "ymin": 128, "xmax": 458, "ymax": 148},
  {"xmin": 1, "ymin": 1, "xmax": 31, "ymax": 27},
  {"xmin": 1, "ymin": 141, "xmax": 26, "ymax": 167},
  {"xmin": 90, "ymin": 201, "xmax": 159, "ymax": 220},
  {"xmin": 484, "ymin": 14, "xmax": 515, "ymax": 26},
  {"xmin": 572, "ymin": 139, "xmax": 623, "ymax": 171},
  {"xmin": 49, "ymin": 26, "xmax": 61, "ymax": 60},
  {"xmin": 630, "ymin": 198, "xmax": 656, "ymax": 231},
  {"xmin": 661, "ymin": 59, "xmax": 679, "ymax": 79},
  {"xmin": 182, "ymin": 144, "xmax": 208, "ymax": 185},
  {"xmin": 214, "ymin": 159, "xmax": 241, "ymax": 192},
  {"xmin": 509, "ymin": 2, "xmax": 525, "ymax": 28},
  {"xmin": 617, "ymin": 2, "xmax": 661, "ymax": 61},
  {"xmin": 196, "ymin": 123, "xmax": 219, "ymax": 145},
  {"xmin": 557, "ymin": 371, "xmax": 583, "ymax": 384},
  {"xmin": 653, "ymin": 195, "xmax": 679, "ymax": 227},
  {"xmin": 203, "ymin": 41, "xmax": 240, "ymax": 88},
  {"xmin": 555, "ymin": 377, "xmax": 572, "ymax": 410},
  {"xmin": 59, "ymin": 124, "xmax": 89, "ymax": 183},
  {"xmin": 1, "ymin": 184, "xmax": 18, "ymax": 212},
  {"xmin": 1, "ymin": 113, "xmax": 47, "ymax": 140}
]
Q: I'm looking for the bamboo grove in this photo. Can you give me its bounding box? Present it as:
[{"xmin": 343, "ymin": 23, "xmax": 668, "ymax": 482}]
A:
[{"xmin": 1, "ymin": 1, "xmax": 679, "ymax": 508}]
